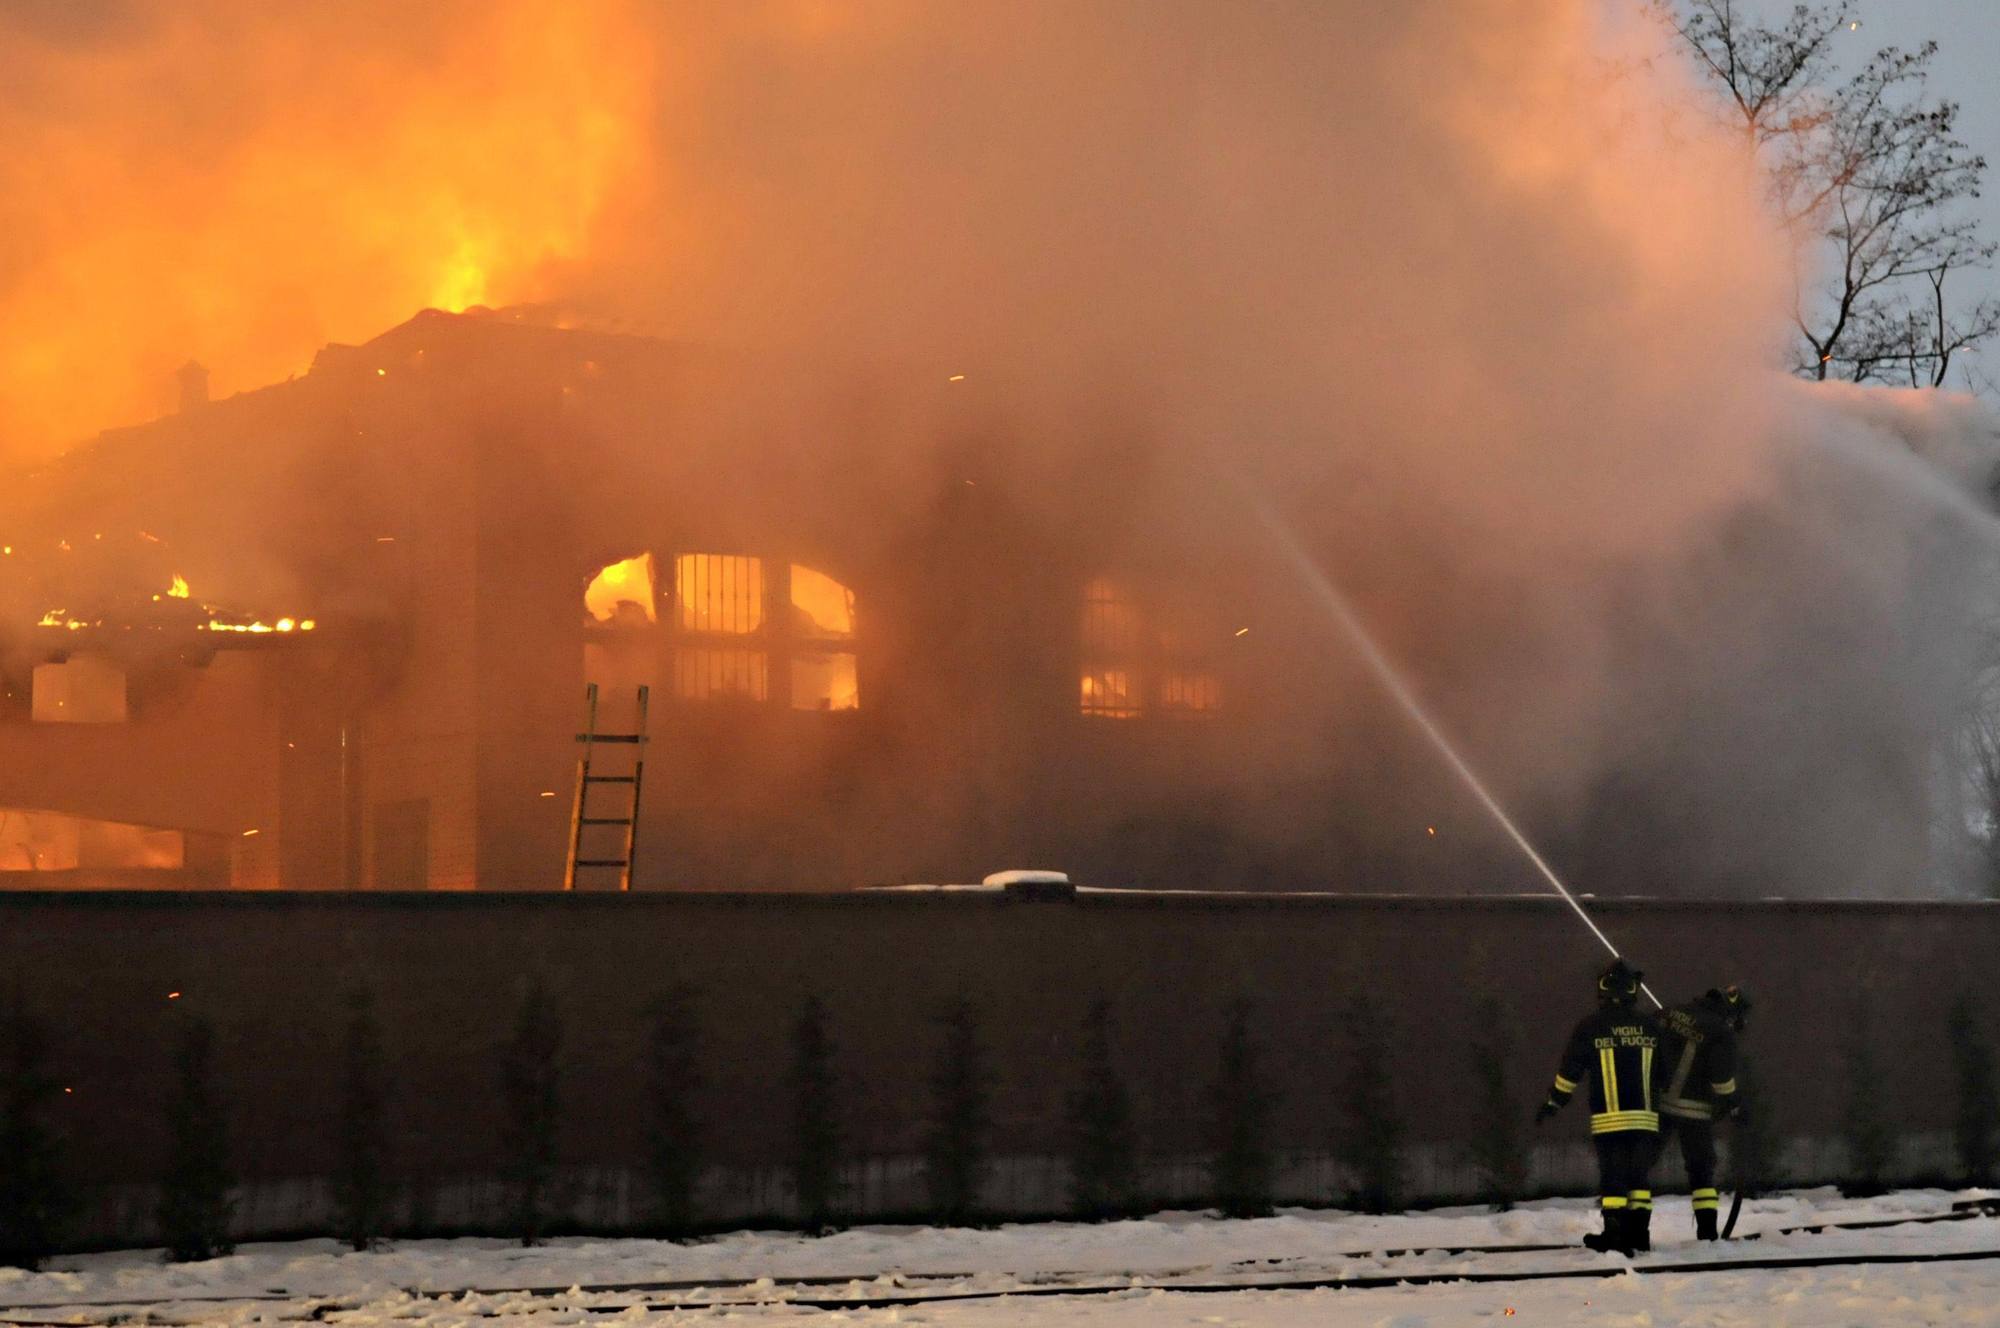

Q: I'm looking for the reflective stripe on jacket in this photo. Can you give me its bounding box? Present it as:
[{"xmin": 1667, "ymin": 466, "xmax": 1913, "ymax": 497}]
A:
[
  {"xmin": 1657, "ymin": 998, "xmax": 1739, "ymax": 1122},
  {"xmin": 1547, "ymin": 1006, "xmax": 1662, "ymax": 1134}
]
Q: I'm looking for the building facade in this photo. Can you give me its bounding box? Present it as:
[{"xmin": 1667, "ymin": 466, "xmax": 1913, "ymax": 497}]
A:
[{"xmin": 3, "ymin": 310, "xmax": 1408, "ymax": 892}]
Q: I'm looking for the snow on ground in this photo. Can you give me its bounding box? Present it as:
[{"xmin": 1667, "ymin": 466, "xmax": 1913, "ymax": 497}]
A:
[{"xmin": 2, "ymin": 1188, "xmax": 1996, "ymax": 1325}]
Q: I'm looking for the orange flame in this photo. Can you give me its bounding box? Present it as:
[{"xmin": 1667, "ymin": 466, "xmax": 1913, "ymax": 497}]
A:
[
  {"xmin": 585, "ymin": 553, "xmax": 659, "ymax": 625},
  {"xmin": 0, "ymin": 3, "xmax": 653, "ymax": 459},
  {"xmin": 204, "ymin": 618, "xmax": 316, "ymax": 634}
]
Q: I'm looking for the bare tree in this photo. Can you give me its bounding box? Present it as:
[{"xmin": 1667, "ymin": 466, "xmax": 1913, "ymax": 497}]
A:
[{"xmin": 1666, "ymin": 2, "xmax": 2000, "ymax": 389}]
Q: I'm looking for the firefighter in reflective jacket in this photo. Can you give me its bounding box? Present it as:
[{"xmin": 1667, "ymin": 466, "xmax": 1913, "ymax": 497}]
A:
[
  {"xmin": 1655, "ymin": 985, "xmax": 1749, "ymax": 1240},
  {"xmin": 1537, "ymin": 959, "xmax": 1663, "ymax": 1254}
]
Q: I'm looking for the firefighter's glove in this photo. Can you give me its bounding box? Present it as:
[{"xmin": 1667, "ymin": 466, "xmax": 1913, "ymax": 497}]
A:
[{"xmin": 1534, "ymin": 1099, "xmax": 1559, "ymax": 1125}]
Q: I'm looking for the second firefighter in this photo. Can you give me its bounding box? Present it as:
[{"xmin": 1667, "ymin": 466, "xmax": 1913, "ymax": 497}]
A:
[{"xmin": 1655, "ymin": 985, "xmax": 1750, "ymax": 1239}]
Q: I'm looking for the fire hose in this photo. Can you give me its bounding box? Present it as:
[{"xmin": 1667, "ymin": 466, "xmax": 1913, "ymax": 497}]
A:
[{"xmin": 1243, "ymin": 486, "xmax": 1749, "ymax": 1227}]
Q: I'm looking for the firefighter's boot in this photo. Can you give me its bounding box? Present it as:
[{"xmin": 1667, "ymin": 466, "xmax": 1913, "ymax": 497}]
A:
[
  {"xmin": 1694, "ymin": 1205, "xmax": 1720, "ymax": 1241},
  {"xmin": 1582, "ymin": 1207, "xmax": 1626, "ymax": 1253},
  {"xmin": 1630, "ymin": 1203, "xmax": 1652, "ymax": 1253}
]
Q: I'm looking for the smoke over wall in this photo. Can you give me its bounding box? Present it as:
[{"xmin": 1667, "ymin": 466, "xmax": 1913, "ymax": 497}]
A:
[{"xmin": 5, "ymin": 0, "xmax": 1997, "ymax": 894}]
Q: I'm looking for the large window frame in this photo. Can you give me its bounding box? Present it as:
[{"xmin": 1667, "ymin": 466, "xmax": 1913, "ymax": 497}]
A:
[
  {"xmin": 583, "ymin": 551, "xmax": 859, "ymax": 712},
  {"xmin": 1078, "ymin": 575, "xmax": 1222, "ymax": 721}
]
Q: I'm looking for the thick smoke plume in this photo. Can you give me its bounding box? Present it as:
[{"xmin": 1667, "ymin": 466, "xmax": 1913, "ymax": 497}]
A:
[{"xmin": 5, "ymin": 0, "xmax": 1997, "ymax": 895}]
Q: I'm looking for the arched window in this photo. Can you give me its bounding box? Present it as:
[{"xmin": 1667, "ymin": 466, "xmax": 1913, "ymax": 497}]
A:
[
  {"xmin": 583, "ymin": 552, "xmax": 858, "ymax": 710},
  {"xmin": 1079, "ymin": 576, "xmax": 1220, "ymax": 719},
  {"xmin": 584, "ymin": 552, "xmax": 658, "ymax": 626}
]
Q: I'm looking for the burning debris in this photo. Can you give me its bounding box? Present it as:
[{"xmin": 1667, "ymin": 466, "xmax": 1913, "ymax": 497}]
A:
[
  {"xmin": 16, "ymin": 543, "xmax": 317, "ymax": 644},
  {"xmin": 201, "ymin": 618, "xmax": 316, "ymax": 636}
]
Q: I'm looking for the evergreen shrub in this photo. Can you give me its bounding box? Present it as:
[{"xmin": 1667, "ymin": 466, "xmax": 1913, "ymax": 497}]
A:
[{"xmin": 1065, "ymin": 997, "xmax": 1137, "ymax": 1220}]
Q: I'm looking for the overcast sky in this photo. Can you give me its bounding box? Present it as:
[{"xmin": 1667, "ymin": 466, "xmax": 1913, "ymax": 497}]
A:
[{"xmin": 1733, "ymin": 0, "xmax": 2000, "ymax": 395}]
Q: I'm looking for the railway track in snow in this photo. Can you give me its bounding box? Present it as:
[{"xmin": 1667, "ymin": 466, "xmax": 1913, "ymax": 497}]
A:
[
  {"xmin": 5, "ymin": 1200, "xmax": 1997, "ymax": 1324},
  {"xmin": 12, "ymin": 1248, "xmax": 2000, "ymax": 1325}
]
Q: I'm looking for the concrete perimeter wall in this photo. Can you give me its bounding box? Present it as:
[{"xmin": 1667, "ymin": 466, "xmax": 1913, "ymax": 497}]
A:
[{"xmin": 3, "ymin": 889, "xmax": 1995, "ymax": 1247}]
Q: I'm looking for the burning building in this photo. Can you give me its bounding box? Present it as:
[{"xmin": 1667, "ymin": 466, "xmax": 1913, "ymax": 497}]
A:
[
  {"xmin": 3, "ymin": 306, "xmax": 1418, "ymax": 893},
  {"xmin": 4, "ymin": 303, "xmax": 1993, "ymax": 899},
  {"xmin": 10, "ymin": 2, "xmax": 1996, "ymax": 902}
]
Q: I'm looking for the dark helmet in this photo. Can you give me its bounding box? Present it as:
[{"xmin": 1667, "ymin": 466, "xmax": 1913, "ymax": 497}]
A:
[
  {"xmin": 1597, "ymin": 959, "xmax": 1643, "ymax": 1006},
  {"xmin": 1708, "ymin": 984, "xmax": 1751, "ymax": 1031}
]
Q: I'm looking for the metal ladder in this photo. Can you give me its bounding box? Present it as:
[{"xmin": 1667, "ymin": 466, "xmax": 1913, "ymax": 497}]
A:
[{"xmin": 563, "ymin": 682, "xmax": 649, "ymax": 891}]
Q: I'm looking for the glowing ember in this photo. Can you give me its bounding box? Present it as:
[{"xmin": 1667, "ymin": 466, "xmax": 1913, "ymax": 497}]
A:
[
  {"xmin": 34, "ymin": 608, "xmax": 96, "ymax": 632},
  {"xmin": 204, "ymin": 618, "xmax": 318, "ymax": 634}
]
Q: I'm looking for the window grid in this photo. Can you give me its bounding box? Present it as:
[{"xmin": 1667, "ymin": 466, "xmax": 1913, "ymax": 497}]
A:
[
  {"xmin": 1158, "ymin": 669, "xmax": 1221, "ymax": 716},
  {"xmin": 584, "ymin": 553, "xmax": 859, "ymax": 711},
  {"xmin": 1080, "ymin": 577, "xmax": 1221, "ymax": 720},
  {"xmin": 675, "ymin": 554, "xmax": 764, "ymax": 635},
  {"xmin": 673, "ymin": 646, "xmax": 770, "ymax": 702},
  {"xmin": 1080, "ymin": 669, "xmax": 1142, "ymax": 719}
]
